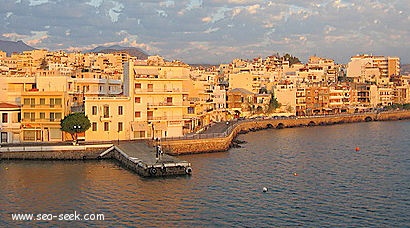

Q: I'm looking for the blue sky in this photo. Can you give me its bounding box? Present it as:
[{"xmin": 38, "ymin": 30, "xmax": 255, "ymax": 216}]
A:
[{"xmin": 1, "ymin": 0, "xmax": 409, "ymax": 64}]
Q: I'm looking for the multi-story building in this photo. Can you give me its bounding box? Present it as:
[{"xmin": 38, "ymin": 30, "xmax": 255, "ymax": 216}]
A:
[
  {"xmin": 226, "ymin": 88, "xmax": 255, "ymax": 118},
  {"xmin": 273, "ymin": 84, "xmax": 297, "ymax": 115},
  {"xmin": 122, "ymin": 56, "xmax": 190, "ymax": 139},
  {"xmin": 347, "ymin": 55, "xmax": 400, "ymax": 85},
  {"xmin": 0, "ymin": 102, "xmax": 21, "ymax": 143},
  {"xmin": 85, "ymin": 97, "xmax": 132, "ymax": 141},
  {"xmin": 296, "ymin": 87, "xmax": 306, "ymax": 116},
  {"xmin": 305, "ymin": 87, "xmax": 330, "ymax": 115},
  {"xmin": 20, "ymin": 90, "xmax": 69, "ymax": 142}
]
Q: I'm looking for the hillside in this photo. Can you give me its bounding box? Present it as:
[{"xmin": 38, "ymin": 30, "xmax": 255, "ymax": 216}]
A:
[
  {"xmin": 86, "ymin": 45, "xmax": 149, "ymax": 59},
  {"xmin": 401, "ymin": 64, "xmax": 410, "ymax": 75},
  {"xmin": 0, "ymin": 40, "xmax": 36, "ymax": 56}
]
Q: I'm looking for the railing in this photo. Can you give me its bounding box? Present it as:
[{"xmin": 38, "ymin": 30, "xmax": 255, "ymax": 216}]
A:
[
  {"xmin": 135, "ymin": 88, "xmax": 188, "ymax": 93},
  {"xmin": 161, "ymin": 110, "xmax": 410, "ymax": 142},
  {"xmin": 21, "ymin": 104, "xmax": 63, "ymax": 109}
]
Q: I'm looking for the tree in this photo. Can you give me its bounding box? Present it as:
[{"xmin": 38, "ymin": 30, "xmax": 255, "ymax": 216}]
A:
[
  {"xmin": 283, "ymin": 53, "xmax": 301, "ymax": 66},
  {"xmin": 267, "ymin": 93, "xmax": 281, "ymax": 113},
  {"xmin": 60, "ymin": 112, "xmax": 91, "ymax": 144},
  {"xmin": 39, "ymin": 58, "xmax": 48, "ymax": 70}
]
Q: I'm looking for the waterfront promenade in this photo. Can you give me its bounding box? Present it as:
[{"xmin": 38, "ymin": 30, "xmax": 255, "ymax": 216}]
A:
[
  {"xmin": 159, "ymin": 110, "xmax": 410, "ymax": 155},
  {"xmin": 1, "ymin": 110, "xmax": 409, "ymax": 166}
]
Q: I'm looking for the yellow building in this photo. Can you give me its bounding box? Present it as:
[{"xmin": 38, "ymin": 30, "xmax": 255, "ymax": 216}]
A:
[
  {"xmin": 84, "ymin": 97, "xmax": 132, "ymax": 141},
  {"xmin": 20, "ymin": 90, "xmax": 69, "ymax": 142},
  {"xmin": 127, "ymin": 65, "xmax": 189, "ymax": 138},
  {"xmin": 95, "ymin": 56, "xmax": 191, "ymax": 140}
]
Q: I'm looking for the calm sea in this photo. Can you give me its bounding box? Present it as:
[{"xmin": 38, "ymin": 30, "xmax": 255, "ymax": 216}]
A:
[{"xmin": 1, "ymin": 121, "xmax": 410, "ymax": 227}]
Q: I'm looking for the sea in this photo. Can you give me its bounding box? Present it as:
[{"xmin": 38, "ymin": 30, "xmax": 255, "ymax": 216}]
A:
[{"xmin": 1, "ymin": 120, "xmax": 409, "ymax": 227}]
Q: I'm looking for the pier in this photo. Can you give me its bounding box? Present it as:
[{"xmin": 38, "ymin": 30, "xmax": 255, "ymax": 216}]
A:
[
  {"xmin": 99, "ymin": 141, "xmax": 192, "ymax": 177},
  {"xmin": 0, "ymin": 140, "xmax": 192, "ymax": 178}
]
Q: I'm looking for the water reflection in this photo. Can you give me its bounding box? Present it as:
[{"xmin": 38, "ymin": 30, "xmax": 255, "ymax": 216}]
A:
[{"xmin": 1, "ymin": 121, "xmax": 410, "ymax": 227}]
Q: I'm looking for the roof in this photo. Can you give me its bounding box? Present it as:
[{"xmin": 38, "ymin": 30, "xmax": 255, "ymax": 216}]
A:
[
  {"xmin": 0, "ymin": 102, "xmax": 20, "ymax": 109},
  {"xmin": 228, "ymin": 88, "xmax": 254, "ymax": 95}
]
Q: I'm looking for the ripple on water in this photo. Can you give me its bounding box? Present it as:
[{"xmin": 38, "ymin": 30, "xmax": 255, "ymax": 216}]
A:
[{"xmin": 1, "ymin": 121, "xmax": 410, "ymax": 227}]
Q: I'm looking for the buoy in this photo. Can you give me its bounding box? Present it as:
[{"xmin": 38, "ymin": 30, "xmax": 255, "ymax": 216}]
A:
[
  {"xmin": 355, "ymin": 147, "xmax": 360, "ymax": 151},
  {"xmin": 293, "ymin": 172, "xmax": 298, "ymax": 176},
  {"xmin": 262, "ymin": 187, "xmax": 268, "ymax": 192}
]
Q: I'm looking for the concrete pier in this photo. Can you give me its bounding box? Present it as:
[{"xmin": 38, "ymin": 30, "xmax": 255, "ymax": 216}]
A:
[
  {"xmin": 0, "ymin": 141, "xmax": 192, "ymax": 178},
  {"xmin": 100, "ymin": 141, "xmax": 192, "ymax": 177}
]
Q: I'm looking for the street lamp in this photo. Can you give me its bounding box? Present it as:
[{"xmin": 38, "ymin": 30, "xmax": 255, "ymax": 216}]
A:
[{"xmin": 73, "ymin": 125, "xmax": 81, "ymax": 145}]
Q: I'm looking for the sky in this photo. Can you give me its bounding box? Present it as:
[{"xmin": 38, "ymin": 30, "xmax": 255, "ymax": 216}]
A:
[{"xmin": 1, "ymin": 0, "xmax": 409, "ymax": 64}]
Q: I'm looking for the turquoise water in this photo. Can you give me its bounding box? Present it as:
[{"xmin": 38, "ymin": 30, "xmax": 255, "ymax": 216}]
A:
[{"xmin": 1, "ymin": 121, "xmax": 410, "ymax": 227}]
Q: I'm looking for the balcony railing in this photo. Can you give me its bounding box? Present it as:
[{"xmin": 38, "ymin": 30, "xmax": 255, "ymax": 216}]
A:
[
  {"xmin": 21, "ymin": 104, "xmax": 63, "ymax": 109},
  {"xmin": 134, "ymin": 88, "xmax": 188, "ymax": 93},
  {"xmin": 21, "ymin": 118, "xmax": 62, "ymax": 123},
  {"xmin": 147, "ymin": 116, "xmax": 184, "ymax": 121}
]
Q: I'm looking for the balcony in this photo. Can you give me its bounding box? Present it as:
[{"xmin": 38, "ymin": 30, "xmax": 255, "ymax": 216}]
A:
[
  {"xmin": 147, "ymin": 116, "xmax": 184, "ymax": 121},
  {"xmin": 21, "ymin": 118, "xmax": 62, "ymax": 123},
  {"xmin": 147, "ymin": 102, "xmax": 185, "ymax": 108},
  {"xmin": 21, "ymin": 104, "xmax": 63, "ymax": 109},
  {"xmin": 134, "ymin": 88, "xmax": 187, "ymax": 94}
]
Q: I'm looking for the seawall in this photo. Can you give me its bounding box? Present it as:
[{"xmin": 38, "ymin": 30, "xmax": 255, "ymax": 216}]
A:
[
  {"xmin": 0, "ymin": 144, "xmax": 113, "ymax": 160},
  {"xmin": 160, "ymin": 111, "xmax": 410, "ymax": 155}
]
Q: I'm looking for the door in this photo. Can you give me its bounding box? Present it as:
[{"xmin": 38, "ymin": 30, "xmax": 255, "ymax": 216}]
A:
[{"xmin": 1, "ymin": 132, "xmax": 8, "ymax": 143}]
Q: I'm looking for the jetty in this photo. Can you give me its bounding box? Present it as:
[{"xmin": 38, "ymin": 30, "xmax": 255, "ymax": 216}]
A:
[
  {"xmin": 0, "ymin": 140, "xmax": 192, "ymax": 178},
  {"xmin": 99, "ymin": 141, "xmax": 192, "ymax": 177}
]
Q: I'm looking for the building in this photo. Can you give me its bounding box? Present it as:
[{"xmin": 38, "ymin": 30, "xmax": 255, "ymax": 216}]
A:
[
  {"xmin": 0, "ymin": 102, "xmax": 21, "ymax": 143},
  {"xmin": 20, "ymin": 90, "xmax": 69, "ymax": 141},
  {"xmin": 347, "ymin": 55, "xmax": 400, "ymax": 85},
  {"xmin": 85, "ymin": 97, "xmax": 132, "ymax": 141}
]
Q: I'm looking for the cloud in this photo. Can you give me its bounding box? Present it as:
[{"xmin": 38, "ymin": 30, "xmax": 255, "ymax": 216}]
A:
[
  {"xmin": 0, "ymin": 0, "xmax": 409, "ymax": 64},
  {"xmin": 28, "ymin": 0, "xmax": 49, "ymax": 7},
  {"xmin": 2, "ymin": 30, "xmax": 48, "ymax": 45},
  {"xmin": 246, "ymin": 4, "xmax": 260, "ymax": 14}
]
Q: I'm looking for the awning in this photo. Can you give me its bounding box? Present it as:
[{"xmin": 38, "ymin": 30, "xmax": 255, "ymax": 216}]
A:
[{"xmin": 131, "ymin": 122, "xmax": 149, "ymax": 131}]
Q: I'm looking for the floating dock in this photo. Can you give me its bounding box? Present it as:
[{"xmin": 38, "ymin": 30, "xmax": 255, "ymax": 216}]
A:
[{"xmin": 99, "ymin": 141, "xmax": 192, "ymax": 177}]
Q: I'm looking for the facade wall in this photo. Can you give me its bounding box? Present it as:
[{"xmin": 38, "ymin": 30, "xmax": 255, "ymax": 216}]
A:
[
  {"xmin": 85, "ymin": 97, "xmax": 132, "ymax": 141},
  {"xmin": 20, "ymin": 91, "xmax": 69, "ymax": 142}
]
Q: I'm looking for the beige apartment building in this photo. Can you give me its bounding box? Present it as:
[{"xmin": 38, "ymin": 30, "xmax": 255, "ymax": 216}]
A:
[
  {"xmin": 347, "ymin": 55, "xmax": 400, "ymax": 85},
  {"xmin": 20, "ymin": 90, "xmax": 69, "ymax": 142},
  {"xmin": 85, "ymin": 97, "xmax": 132, "ymax": 141},
  {"xmin": 273, "ymin": 84, "xmax": 297, "ymax": 115},
  {"xmin": 120, "ymin": 57, "xmax": 190, "ymax": 139}
]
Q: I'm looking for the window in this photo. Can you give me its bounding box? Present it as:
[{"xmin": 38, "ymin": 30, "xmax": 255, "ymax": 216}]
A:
[
  {"xmin": 55, "ymin": 113, "xmax": 62, "ymax": 120},
  {"xmin": 40, "ymin": 98, "xmax": 45, "ymax": 105},
  {"xmin": 2, "ymin": 113, "xmax": 8, "ymax": 123},
  {"xmin": 92, "ymin": 106, "xmax": 97, "ymax": 115},
  {"xmin": 23, "ymin": 112, "xmax": 35, "ymax": 121},
  {"xmin": 135, "ymin": 111, "xmax": 141, "ymax": 118},
  {"xmin": 118, "ymin": 122, "xmax": 123, "ymax": 132},
  {"xmin": 147, "ymin": 111, "xmax": 153, "ymax": 120},
  {"xmin": 103, "ymin": 105, "xmax": 109, "ymax": 118},
  {"xmin": 104, "ymin": 122, "xmax": 109, "ymax": 131},
  {"xmin": 135, "ymin": 83, "xmax": 141, "ymax": 89},
  {"xmin": 148, "ymin": 84, "xmax": 153, "ymax": 92},
  {"xmin": 135, "ymin": 97, "xmax": 141, "ymax": 103},
  {"xmin": 166, "ymin": 97, "xmax": 172, "ymax": 105},
  {"xmin": 92, "ymin": 122, "xmax": 97, "ymax": 131},
  {"xmin": 24, "ymin": 98, "xmax": 35, "ymax": 107},
  {"xmin": 118, "ymin": 106, "xmax": 123, "ymax": 115},
  {"xmin": 40, "ymin": 112, "xmax": 45, "ymax": 120},
  {"xmin": 50, "ymin": 113, "xmax": 55, "ymax": 121},
  {"xmin": 1, "ymin": 132, "xmax": 7, "ymax": 143},
  {"xmin": 50, "ymin": 98, "xmax": 61, "ymax": 107},
  {"xmin": 188, "ymin": 107, "xmax": 194, "ymax": 114}
]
